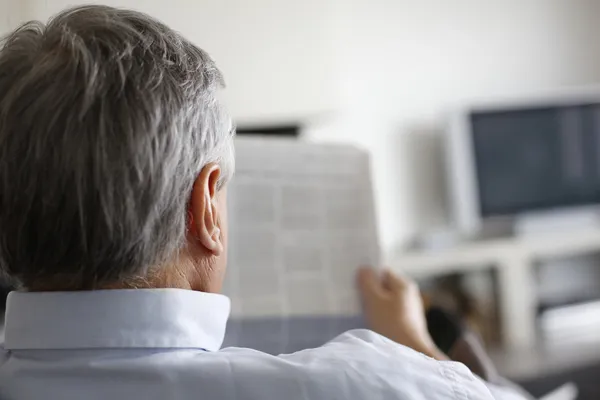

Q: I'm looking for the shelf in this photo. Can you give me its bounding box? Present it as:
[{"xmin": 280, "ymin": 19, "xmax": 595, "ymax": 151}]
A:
[
  {"xmin": 388, "ymin": 229, "xmax": 600, "ymax": 279},
  {"xmin": 491, "ymin": 340, "xmax": 600, "ymax": 381},
  {"xmin": 388, "ymin": 228, "xmax": 600, "ymax": 350}
]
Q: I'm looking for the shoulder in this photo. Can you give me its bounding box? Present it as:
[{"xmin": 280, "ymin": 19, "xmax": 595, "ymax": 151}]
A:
[{"xmin": 215, "ymin": 329, "xmax": 497, "ymax": 400}]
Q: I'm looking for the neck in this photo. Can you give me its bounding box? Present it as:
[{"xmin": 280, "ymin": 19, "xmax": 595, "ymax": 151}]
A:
[{"xmin": 27, "ymin": 255, "xmax": 219, "ymax": 292}]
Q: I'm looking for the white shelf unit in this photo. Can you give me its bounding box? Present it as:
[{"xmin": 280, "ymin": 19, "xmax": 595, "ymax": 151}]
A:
[{"xmin": 388, "ymin": 229, "xmax": 600, "ymax": 350}]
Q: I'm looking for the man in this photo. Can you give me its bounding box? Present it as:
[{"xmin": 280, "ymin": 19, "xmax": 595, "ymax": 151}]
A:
[{"xmin": 0, "ymin": 6, "xmax": 526, "ymax": 400}]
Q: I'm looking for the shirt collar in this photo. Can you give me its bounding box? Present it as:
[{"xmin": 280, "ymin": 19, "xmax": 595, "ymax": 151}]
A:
[{"xmin": 3, "ymin": 289, "xmax": 230, "ymax": 351}]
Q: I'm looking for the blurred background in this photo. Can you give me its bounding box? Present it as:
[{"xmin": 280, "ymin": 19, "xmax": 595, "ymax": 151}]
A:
[
  {"xmin": 2, "ymin": 1, "xmax": 600, "ymax": 398},
  {"xmin": 3, "ymin": 0, "xmax": 597, "ymax": 250}
]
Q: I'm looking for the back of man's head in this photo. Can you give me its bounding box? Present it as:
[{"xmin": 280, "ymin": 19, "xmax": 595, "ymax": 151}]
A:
[{"xmin": 0, "ymin": 6, "xmax": 233, "ymax": 290}]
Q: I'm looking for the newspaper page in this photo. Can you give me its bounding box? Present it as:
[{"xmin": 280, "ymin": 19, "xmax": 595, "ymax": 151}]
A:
[{"xmin": 221, "ymin": 137, "xmax": 380, "ymax": 352}]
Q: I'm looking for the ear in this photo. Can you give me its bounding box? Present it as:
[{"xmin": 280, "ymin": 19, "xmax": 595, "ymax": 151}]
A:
[{"xmin": 189, "ymin": 163, "xmax": 224, "ymax": 256}]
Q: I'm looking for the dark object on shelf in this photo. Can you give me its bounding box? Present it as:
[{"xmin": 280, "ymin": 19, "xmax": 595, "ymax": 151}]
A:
[
  {"xmin": 236, "ymin": 125, "xmax": 299, "ymax": 137},
  {"xmin": 427, "ymin": 306, "xmax": 503, "ymax": 384},
  {"xmin": 426, "ymin": 306, "xmax": 463, "ymax": 354},
  {"xmin": 421, "ymin": 271, "xmax": 501, "ymax": 347},
  {"xmin": 0, "ymin": 282, "xmax": 11, "ymax": 314}
]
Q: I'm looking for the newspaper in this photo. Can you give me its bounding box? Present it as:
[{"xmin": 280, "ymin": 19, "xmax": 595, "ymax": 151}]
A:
[{"xmin": 223, "ymin": 137, "xmax": 380, "ymax": 319}]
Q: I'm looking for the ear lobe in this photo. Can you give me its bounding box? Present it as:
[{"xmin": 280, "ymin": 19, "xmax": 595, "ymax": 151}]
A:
[{"xmin": 189, "ymin": 163, "xmax": 224, "ymax": 256}]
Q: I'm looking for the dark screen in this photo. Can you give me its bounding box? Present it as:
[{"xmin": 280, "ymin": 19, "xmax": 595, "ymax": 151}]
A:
[{"xmin": 471, "ymin": 104, "xmax": 600, "ymax": 217}]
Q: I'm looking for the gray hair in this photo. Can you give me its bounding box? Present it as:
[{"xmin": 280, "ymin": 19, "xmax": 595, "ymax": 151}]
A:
[{"xmin": 0, "ymin": 6, "xmax": 234, "ymax": 289}]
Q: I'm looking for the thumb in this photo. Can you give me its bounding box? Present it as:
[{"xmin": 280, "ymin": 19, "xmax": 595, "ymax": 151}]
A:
[{"xmin": 356, "ymin": 267, "xmax": 385, "ymax": 301}]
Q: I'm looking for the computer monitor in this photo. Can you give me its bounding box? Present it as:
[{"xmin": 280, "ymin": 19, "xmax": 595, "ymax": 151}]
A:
[{"xmin": 446, "ymin": 88, "xmax": 600, "ymax": 235}]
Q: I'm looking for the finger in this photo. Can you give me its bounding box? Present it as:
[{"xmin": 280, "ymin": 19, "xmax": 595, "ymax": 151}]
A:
[
  {"xmin": 381, "ymin": 269, "xmax": 413, "ymax": 292},
  {"xmin": 356, "ymin": 267, "xmax": 385, "ymax": 300}
]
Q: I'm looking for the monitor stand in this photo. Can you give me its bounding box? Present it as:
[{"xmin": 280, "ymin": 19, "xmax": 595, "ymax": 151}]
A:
[{"xmin": 514, "ymin": 207, "xmax": 600, "ymax": 237}]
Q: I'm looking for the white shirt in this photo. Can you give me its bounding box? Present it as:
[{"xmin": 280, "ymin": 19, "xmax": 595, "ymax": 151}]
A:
[{"xmin": 0, "ymin": 289, "xmax": 525, "ymax": 400}]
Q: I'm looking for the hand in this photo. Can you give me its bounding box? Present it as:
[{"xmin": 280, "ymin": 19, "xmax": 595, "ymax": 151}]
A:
[{"xmin": 357, "ymin": 267, "xmax": 448, "ymax": 361}]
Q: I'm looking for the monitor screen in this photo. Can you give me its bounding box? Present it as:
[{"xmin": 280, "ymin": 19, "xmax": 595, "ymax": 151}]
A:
[{"xmin": 470, "ymin": 104, "xmax": 600, "ymax": 217}]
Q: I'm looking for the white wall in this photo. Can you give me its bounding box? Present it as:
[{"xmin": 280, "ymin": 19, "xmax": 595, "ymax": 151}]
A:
[
  {"xmin": 308, "ymin": 0, "xmax": 600, "ymax": 251},
  {"xmin": 0, "ymin": 0, "xmax": 18, "ymax": 35},
  {"xmin": 21, "ymin": 0, "xmax": 341, "ymax": 124},
  {"xmin": 0, "ymin": 1, "xmax": 6, "ymax": 34},
  {"xmin": 9, "ymin": 0, "xmax": 600, "ymax": 252}
]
